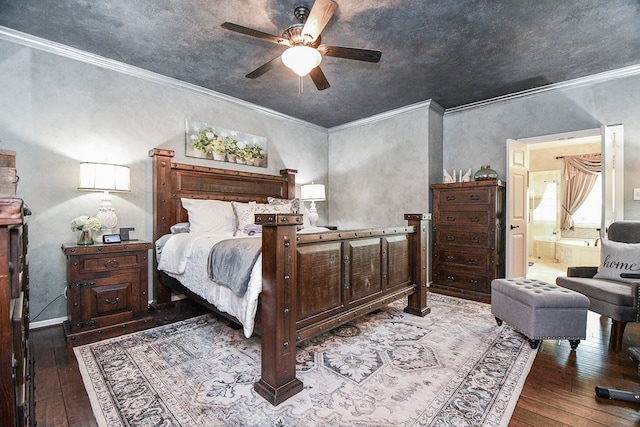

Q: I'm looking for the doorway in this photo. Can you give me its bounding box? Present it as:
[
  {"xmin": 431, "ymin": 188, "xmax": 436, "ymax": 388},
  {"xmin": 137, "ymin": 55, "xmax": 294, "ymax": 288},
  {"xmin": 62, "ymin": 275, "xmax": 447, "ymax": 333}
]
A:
[{"xmin": 506, "ymin": 126, "xmax": 624, "ymax": 281}]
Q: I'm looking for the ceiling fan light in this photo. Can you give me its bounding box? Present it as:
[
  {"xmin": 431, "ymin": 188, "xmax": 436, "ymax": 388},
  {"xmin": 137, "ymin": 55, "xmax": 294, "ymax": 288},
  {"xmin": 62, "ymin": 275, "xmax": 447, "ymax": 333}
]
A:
[{"xmin": 281, "ymin": 45, "xmax": 322, "ymax": 76}]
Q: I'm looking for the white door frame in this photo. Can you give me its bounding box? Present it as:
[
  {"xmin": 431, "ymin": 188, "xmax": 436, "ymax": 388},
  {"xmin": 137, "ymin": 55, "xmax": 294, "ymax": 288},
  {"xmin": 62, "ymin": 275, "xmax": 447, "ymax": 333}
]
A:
[{"xmin": 505, "ymin": 126, "xmax": 623, "ymax": 277}]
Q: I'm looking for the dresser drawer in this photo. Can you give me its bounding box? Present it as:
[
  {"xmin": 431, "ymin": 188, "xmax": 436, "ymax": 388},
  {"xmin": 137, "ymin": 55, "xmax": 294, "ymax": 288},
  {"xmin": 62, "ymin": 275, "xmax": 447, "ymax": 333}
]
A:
[
  {"xmin": 434, "ymin": 265, "xmax": 491, "ymax": 293},
  {"xmin": 436, "ymin": 209, "xmax": 492, "ymax": 227},
  {"xmin": 434, "ymin": 187, "xmax": 492, "ymax": 206},
  {"xmin": 434, "ymin": 228, "xmax": 493, "ymax": 249},
  {"xmin": 434, "ymin": 247, "xmax": 490, "ymax": 268}
]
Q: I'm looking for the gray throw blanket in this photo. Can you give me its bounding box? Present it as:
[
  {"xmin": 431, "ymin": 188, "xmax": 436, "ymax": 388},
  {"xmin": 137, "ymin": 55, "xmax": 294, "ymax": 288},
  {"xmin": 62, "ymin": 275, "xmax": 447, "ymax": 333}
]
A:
[{"xmin": 208, "ymin": 237, "xmax": 262, "ymax": 297}]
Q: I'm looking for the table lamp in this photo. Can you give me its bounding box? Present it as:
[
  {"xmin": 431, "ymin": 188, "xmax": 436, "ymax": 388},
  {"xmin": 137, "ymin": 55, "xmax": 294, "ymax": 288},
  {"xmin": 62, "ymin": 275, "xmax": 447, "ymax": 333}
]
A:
[
  {"xmin": 78, "ymin": 162, "xmax": 131, "ymax": 233},
  {"xmin": 301, "ymin": 182, "xmax": 325, "ymax": 228}
]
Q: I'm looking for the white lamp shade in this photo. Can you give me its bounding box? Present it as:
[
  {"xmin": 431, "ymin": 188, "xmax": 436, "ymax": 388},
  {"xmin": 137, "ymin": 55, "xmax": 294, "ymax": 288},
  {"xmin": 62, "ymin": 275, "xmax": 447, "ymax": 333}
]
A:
[
  {"xmin": 301, "ymin": 183, "xmax": 326, "ymax": 201},
  {"xmin": 281, "ymin": 45, "xmax": 322, "ymax": 77},
  {"xmin": 79, "ymin": 162, "xmax": 131, "ymax": 192}
]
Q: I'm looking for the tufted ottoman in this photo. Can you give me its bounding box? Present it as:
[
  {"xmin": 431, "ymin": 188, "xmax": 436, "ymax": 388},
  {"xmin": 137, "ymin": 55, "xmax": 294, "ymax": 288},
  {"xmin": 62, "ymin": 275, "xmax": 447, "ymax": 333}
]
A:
[{"xmin": 491, "ymin": 278, "xmax": 590, "ymax": 350}]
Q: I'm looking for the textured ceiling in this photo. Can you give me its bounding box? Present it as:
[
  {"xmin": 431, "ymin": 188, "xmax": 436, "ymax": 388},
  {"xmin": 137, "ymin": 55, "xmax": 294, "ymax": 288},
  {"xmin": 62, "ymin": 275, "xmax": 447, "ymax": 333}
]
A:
[{"xmin": 1, "ymin": 0, "xmax": 640, "ymax": 128}]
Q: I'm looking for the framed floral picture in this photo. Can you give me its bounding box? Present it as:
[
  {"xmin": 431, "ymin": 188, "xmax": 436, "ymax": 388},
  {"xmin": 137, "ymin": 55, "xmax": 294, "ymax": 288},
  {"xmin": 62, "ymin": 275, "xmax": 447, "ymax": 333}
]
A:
[{"xmin": 185, "ymin": 119, "xmax": 268, "ymax": 168}]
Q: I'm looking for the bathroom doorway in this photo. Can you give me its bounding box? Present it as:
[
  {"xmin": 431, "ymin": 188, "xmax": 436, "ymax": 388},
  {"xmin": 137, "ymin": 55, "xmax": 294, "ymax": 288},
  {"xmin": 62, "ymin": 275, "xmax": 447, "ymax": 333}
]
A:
[{"xmin": 506, "ymin": 125, "xmax": 624, "ymax": 281}]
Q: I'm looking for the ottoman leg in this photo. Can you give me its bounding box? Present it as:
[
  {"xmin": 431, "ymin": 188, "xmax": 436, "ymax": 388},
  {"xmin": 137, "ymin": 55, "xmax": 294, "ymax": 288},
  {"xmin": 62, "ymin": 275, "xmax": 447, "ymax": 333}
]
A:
[
  {"xmin": 495, "ymin": 317, "xmax": 502, "ymax": 326},
  {"xmin": 569, "ymin": 339, "xmax": 580, "ymax": 350},
  {"xmin": 528, "ymin": 339, "xmax": 540, "ymax": 349}
]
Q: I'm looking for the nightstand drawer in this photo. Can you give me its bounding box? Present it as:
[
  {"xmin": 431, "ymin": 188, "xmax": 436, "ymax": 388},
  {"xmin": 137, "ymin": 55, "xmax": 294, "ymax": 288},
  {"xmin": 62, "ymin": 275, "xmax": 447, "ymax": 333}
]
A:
[{"xmin": 77, "ymin": 252, "xmax": 143, "ymax": 273}]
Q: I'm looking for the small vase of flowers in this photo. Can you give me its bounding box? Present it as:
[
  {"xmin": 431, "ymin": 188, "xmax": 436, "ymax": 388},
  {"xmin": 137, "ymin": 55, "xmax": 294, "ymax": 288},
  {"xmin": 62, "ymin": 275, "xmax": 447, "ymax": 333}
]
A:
[{"xmin": 71, "ymin": 216, "xmax": 102, "ymax": 245}]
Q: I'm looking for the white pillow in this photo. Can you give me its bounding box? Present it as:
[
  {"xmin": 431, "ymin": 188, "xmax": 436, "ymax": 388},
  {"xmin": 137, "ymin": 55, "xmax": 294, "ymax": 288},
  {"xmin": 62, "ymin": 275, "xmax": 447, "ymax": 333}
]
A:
[
  {"xmin": 593, "ymin": 237, "xmax": 640, "ymax": 283},
  {"xmin": 267, "ymin": 197, "xmax": 300, "ymax": 214},
  {"xmin": 232, "ymin": 201, "xmax": 291, "ymax": 235},
  {"xmin": 181, "ymin": 198, "xmax": 236, "ymax": 234}
]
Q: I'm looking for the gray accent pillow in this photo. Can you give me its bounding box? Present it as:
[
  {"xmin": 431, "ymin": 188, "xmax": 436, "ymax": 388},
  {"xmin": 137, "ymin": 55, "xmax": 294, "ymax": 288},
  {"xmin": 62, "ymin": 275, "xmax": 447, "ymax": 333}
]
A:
[{"xmin": 593, "ymin": 237, "xmax": 640, "ymax": 283}]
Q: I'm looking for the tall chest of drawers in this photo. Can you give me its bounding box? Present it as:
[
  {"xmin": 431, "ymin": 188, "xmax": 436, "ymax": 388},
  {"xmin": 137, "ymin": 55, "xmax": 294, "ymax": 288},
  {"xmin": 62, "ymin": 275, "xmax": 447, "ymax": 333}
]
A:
[
  {"xmin": 431, "ymin": 181, "xmax": 506, "ymax": 302},
  {"xmin": 0, "ymin": 198, "xmax": 34, "ymax": 426}
]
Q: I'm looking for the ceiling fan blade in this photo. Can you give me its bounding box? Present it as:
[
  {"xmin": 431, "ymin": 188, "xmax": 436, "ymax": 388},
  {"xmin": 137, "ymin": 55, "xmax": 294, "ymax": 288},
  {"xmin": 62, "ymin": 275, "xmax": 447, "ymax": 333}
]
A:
[
  {"xmin": 309, "ymin": 66, "xmax": 330, "ymax": 91},
  {"xmin": 318, "ymin": 45, "xmax": 382, "ymax": 63},
  {"xmin": 245, "ymin": 56, "xmax": 282, "ymax": 79},
  {"xmin": 221, "ymin": 22, "xmax": 289, "ymax": 46},
  {"xmin": 302, "ymin": 0, "xmax": 338, "ymax": 42}
]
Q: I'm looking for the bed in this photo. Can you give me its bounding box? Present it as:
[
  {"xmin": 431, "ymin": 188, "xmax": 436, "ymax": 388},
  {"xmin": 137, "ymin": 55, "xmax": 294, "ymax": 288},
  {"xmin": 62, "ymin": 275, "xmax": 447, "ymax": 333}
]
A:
[{"xmin": 150, "ymin": 148, "xmax": 430, "ymax": 405}]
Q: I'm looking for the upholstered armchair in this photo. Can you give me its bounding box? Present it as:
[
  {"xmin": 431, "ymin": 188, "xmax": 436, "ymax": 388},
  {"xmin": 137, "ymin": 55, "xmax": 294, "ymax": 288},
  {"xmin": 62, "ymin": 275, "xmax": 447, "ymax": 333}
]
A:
[{"xmin": 556, "ymin": 221, "xmax": 640, "ymax": 352}]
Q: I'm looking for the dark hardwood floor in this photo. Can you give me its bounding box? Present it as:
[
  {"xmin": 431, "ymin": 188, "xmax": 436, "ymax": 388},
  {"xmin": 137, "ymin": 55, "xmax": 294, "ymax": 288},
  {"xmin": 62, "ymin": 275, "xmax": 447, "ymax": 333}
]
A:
[{"xmin": 32, "ymin": 304, "xmax": 640, "ymax": 426}]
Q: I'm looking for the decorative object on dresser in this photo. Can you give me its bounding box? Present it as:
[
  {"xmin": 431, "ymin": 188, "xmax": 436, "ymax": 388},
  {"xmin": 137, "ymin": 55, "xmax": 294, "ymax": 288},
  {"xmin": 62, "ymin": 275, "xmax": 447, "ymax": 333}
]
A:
[
  {"xmin": 300, "ymin": 182, "xmax": 326, "ymax": 227},
  {"xmin": 62, "ymin": 240, "xmax": 153, "ymax": 345},
  {"xmin": 431, "ymin": 180, "xmax": 506, "ymax": 302},
  {"xmin": 0, "ymin": 198, "xmax": 35, "ymax": 426},
  {"xmin": 474, "ymin": 164, "xmax": 499, "ymax": 181},
  {"xmin": 78, "ymin": 162, "xmax": 131, "ymax": 234}
]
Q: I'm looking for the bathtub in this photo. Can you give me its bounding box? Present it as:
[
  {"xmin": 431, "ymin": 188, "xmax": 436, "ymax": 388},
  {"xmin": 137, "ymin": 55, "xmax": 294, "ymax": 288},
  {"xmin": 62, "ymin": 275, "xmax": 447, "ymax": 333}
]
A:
[
  {"xmin": 533, "ymin": 236, "xmax": 557, "ymax": 260},
  {"xmin": 556, "ymin": 239, "xmax": 601, "ymax": 266}
]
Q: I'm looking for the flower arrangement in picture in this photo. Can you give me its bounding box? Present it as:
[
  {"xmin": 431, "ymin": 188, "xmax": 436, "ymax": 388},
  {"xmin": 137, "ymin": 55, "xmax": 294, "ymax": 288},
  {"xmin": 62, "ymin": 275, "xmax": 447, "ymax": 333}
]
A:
[
  {"xmin": 70, "ymin": 216, "xmax": 102, "ymax": 232},
  {"xmin": 185, "ymin": 120, "xmax": 268, "ymax": 167}
]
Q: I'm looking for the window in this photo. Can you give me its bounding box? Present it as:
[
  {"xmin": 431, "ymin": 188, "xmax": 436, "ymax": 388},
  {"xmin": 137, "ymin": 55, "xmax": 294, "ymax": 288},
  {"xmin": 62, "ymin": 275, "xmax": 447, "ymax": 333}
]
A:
[{"xmin": 572, "ymin": 173, "xmax": 602, "ymax": 227}]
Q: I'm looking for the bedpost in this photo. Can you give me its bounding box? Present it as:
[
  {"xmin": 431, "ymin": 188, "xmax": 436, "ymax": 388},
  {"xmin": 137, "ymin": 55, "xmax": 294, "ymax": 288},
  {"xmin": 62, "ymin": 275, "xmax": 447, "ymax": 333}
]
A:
[
  {"xmin": 253, "ymin": 213, "xmax": 304, "ymax": 405},
  {"xmin": 149, "ymin": 148, "xmax": 175, "ymax": 307},
  {"xmin": 279, "ymin": 169, "xmax": 297, "ymax": 199},
  {"xmin": 404, "ymin": 213, "xmax": 431, "ymax": 317}
]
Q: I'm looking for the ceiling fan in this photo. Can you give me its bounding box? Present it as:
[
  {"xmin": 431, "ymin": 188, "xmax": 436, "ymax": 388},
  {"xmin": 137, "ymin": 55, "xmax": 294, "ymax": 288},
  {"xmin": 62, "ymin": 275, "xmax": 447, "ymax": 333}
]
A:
[{"xmin": 221, "ymin": 0, "xmax": 382, "ymax": 91}]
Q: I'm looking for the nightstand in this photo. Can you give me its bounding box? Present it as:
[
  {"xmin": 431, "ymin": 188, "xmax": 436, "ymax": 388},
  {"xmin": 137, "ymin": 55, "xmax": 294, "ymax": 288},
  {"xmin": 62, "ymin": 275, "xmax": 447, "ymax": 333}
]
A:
[{"xmin": 62, "ymin": 241, "xmax": 153, "ymax": 345}]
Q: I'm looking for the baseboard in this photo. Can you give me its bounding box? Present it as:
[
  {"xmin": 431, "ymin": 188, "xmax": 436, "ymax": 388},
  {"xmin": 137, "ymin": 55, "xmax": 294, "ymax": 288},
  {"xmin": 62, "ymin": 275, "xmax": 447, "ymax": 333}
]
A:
[{"xmin": 30, "ymin": 316, "xmax": 66, "ymax": 330}]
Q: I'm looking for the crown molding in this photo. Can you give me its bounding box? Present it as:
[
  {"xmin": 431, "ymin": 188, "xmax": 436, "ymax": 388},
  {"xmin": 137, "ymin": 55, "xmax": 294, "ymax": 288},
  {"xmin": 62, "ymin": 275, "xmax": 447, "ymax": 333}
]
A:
[
  {"xmin": 0, "ymin": 26, "xmax": 327, "ymax": 133},
  {"xmin": 445, "ymin": 64, "xmax": 640, "ymax": 114},
  {"xmin": 328, "ymin": 99, "xmax": 444, "ymax": 133}
]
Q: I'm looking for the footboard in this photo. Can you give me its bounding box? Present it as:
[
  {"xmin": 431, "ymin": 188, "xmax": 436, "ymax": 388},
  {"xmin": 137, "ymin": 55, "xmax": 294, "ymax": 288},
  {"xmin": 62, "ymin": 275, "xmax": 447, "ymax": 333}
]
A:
[{"xmin": 254, "ymin": 213, "xmax": 430, "ymax": 405}]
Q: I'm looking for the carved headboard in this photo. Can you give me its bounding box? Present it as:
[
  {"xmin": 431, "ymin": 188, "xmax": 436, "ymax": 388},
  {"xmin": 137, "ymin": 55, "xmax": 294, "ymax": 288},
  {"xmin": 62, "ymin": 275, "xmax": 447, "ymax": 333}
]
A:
[{"xmin": 149, "ymin": 148, "xmax": 297, "ymax": 240}]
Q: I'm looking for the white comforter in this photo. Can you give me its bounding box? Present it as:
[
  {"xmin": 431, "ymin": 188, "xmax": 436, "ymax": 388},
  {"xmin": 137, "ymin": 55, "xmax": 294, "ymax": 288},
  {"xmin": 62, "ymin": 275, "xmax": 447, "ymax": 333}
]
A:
[{"xmin": 157, "ymin": 232, "xmax": 262, "ymax": 338}]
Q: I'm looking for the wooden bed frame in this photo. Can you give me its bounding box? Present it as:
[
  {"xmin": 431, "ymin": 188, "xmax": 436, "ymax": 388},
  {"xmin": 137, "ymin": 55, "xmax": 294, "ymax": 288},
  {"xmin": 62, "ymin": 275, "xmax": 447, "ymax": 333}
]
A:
[{"xmin": 150, "ymin": 148, "xmax": 430, "ymax": 405}]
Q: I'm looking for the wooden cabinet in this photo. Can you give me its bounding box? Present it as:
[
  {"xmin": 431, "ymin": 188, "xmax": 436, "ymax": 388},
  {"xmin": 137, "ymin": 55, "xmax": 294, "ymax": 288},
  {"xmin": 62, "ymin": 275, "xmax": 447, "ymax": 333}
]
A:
[
  {"xmin": 0, "ymin": 198, "xmax": 34, "ymax": 426},
  {"xmin": 431, "ymin": 181, "xmax": 506, "ymax": 302},
  {"xmin": 62, "ymin": 241, "xmax": 153, "ymax": 345}
]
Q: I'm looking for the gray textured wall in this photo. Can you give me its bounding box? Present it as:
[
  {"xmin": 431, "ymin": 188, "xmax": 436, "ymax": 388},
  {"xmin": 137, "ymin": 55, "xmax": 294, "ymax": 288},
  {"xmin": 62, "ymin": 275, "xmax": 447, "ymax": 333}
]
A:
[
  {"xmin": 443, "ymin": 75, "xmax": 640, "ymax": 220},
  {"xmin": 0, "ymin": 39, "xmax": 328, "ymax": 323},
  {"xmin": 328, "ymin": 102, "xmax": 442, "ymax": 229}
]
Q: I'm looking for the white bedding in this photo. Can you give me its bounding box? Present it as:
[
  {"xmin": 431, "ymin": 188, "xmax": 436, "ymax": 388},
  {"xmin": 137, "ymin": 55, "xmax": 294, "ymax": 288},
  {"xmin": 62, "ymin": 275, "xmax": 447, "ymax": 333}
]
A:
[
  {"xmin": 157, "ymin": 232, "xmax": 262, "ymax": 338},
  {"xmin": 156, "ymin": 227, "xmax": 330, "ymax": 338}
]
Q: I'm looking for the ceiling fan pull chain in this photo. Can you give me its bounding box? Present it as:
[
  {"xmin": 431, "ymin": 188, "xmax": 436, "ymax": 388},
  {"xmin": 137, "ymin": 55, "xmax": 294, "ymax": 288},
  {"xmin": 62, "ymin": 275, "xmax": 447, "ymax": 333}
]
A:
[{"xmin": 299, "ymin": 75, "xmax": 304, "ymax": 94}]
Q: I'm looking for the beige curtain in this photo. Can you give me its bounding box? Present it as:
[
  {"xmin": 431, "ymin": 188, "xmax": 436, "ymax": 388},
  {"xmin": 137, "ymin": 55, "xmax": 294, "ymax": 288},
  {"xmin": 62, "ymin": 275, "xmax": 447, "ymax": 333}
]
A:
[{"xmin": 561, "ymin": 153, "xmax": 601, "ymax": 230}]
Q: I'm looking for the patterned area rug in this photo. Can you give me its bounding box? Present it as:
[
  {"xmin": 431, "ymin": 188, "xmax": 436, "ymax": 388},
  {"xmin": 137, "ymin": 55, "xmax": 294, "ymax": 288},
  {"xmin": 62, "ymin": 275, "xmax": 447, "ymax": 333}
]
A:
[{"xmin": 75, "ymin": 293, "xmax": 537, "ymax": 426}]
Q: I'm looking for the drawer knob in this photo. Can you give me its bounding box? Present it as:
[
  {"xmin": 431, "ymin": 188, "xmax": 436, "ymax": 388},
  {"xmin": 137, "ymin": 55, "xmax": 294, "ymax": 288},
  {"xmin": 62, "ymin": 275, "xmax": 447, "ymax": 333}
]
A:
[
  {"xmin": 470, "ymin": 195, "xmax": 480, "ymax": 201},
  {"xmin": 446, "ymin": 235, "xmax": 455, "ymax": 241},
  {"xmin": 105, "ymin": 297, "xmax": 120, "ymax": 305}
]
